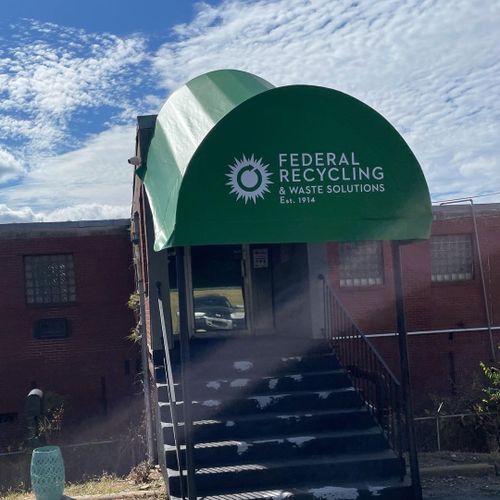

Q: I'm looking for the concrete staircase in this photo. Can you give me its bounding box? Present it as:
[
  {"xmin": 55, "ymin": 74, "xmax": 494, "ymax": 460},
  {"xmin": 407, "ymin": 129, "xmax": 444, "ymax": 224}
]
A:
[{"xmin": 155, "ymin": 337, "xmax": 413, "ymax": 500}]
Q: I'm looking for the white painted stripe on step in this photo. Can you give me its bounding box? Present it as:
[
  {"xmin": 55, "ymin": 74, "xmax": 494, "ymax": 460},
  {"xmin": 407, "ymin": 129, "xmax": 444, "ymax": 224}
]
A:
[
  {"xmin": 286, "ymin": 436, "xmax": 315, "ymax": 447},
  {"xmin": 206, "ymin": 381, "xmax": 223, "ymax": 390},
  {"xmin": 230, "ymin": 378, "xmax": 250, "ymax": 387},
  {"xmin": 202, "ymin": 489, "xmax": 293, "ymax": 500},
  {"xmin": 309, "ymin": 486, "xmax": 359, "ymax": 499},
  {"xmin": 202, "ymin": 400, "xmax": 221, "ymax": 407},
  {"xmin": 233, "ymin": 361, "xmax": 254, "ymax": 371},
  {"xmin": 268, "ymin": 378, "xmax": 279, "ymax": 389},
  {"xmin": 198, "ymin": 463, "xmax": 268, "ymax": 474}
]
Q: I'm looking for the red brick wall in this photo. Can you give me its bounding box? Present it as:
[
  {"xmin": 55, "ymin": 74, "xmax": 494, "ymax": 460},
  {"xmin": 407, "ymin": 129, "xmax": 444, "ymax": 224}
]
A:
[
  {"xmin": 0, "ymin": 224, "xmax": 139, "ymax": 445},
  {"xmin": 327, "ymin": 209, "xmax": 500, "ymax": 411}
]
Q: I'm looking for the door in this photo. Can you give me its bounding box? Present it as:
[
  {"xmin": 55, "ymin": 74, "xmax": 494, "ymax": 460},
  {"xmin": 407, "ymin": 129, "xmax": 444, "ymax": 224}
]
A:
[
  {"xmin": 190, "ymin": 245, "xmax": 251, "ymax": 336},
  {"xmin": 271, "ymin": 243, "xmax": 312, "ymax": 338}
]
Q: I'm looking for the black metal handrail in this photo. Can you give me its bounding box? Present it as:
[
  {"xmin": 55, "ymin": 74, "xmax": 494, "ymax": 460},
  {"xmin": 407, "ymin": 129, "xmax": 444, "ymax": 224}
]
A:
[
  {"xmin": 156, "ymin": 282, "xmax": 186, "ymax": 500},
  {"xmin": 320, "ymin": 275, "xmax": 404, "ymax": 461}
]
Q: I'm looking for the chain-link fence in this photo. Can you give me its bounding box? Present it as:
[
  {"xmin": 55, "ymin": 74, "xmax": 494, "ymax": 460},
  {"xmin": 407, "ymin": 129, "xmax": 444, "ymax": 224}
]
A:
[{"xmin": 415, "ymin": 412, "xmax": 499, "ymax": 452}]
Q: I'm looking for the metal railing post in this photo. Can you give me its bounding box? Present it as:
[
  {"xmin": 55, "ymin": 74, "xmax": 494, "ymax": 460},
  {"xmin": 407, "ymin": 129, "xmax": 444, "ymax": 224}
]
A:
[
  {"xmin": 320, "ymin": 272, "xmax": 403, "ymax": 457},
  {"xmin": 392, "ymin": 241, "xmax": 422, "ymax": 500},
  {"xmin": 176, "ymin": 247, "xmax": 197, "ymax": 500},
  {"xmin": 156, "ymin": 281, "xmax": 186, "ymax": 500}
]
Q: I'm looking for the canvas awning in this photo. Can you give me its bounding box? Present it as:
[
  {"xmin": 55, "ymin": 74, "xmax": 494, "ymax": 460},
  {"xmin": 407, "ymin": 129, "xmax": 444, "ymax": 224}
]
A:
[{"xmin": 137, "ymin": 69, "xmax": 432, "ymax": 250}]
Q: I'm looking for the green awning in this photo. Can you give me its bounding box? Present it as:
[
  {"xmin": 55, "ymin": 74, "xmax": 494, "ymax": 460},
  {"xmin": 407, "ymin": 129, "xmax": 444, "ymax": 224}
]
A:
[{"xmin": 138, "ymin": 69, "xmax": 432, "ymax": 250}]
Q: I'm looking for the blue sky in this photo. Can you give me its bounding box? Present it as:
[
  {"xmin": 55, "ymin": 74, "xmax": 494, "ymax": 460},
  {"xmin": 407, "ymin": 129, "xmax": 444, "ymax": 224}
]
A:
[
  {"xmin": 0, "ymin": 0, "xmax": 499, "ymax": 222},
  {"xmin": 2, "ymin": 0, "xmax": 202, "ymax": 36}
]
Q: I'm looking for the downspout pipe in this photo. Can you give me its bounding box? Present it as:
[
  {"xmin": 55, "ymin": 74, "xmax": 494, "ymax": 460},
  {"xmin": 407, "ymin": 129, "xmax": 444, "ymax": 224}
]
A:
[
  {"xmin": 132, "ymin": 216, "xmax": 155, "ymax": 463},
  {"xmin": 438, "ymin": 199, "xmax": 496, "ymax": 361}
]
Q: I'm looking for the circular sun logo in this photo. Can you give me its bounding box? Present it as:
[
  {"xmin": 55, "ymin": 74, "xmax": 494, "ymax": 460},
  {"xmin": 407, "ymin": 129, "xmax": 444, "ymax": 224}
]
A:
[{"xmin": 226, "ymin": 154, "xmax": 273, "ymax": 204}]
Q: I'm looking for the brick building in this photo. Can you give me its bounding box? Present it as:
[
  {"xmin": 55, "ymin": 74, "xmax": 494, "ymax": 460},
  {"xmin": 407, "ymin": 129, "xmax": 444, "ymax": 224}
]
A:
[
  {"xmin": 0, "ymin": 220, "xmax": 139, "ymax": 448},
  {"xmin": 2, "ymin": 202, "xmax": 495, "ymax": 450},
  {"xmin": 133, "ymin": 175, "xmax": 500, "ymax": 417},
  {"xmin": 330, "ymin": 203, "xmax": 500, "ymax": 411},
  {"xmin": 128, "ymin": 72, "xmax": 499, "ymax": 498}
]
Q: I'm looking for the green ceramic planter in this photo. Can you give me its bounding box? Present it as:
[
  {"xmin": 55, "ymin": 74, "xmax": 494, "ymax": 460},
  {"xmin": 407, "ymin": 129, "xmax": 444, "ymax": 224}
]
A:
[{"xmin": 30, "ymin": 446, "xmax": 65, "ymax": 500}]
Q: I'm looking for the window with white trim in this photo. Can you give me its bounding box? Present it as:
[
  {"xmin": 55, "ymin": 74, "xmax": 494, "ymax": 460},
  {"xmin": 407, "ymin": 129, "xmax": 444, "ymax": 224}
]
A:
[
  {"xmin": 431, "ymin": 234, "xmax": 473, "ymax": 282},
  {"xmin": 339, "ymin": 241, "xmax": 384, "ymax": 287},
  {"xmin": 24, "ymin": 254, "xmax": 76, "ymax": 304}
]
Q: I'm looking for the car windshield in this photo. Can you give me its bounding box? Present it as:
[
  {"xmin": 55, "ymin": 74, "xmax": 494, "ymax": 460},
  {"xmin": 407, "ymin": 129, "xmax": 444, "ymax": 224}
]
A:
[{"xmin": 194, "ymin": 296, "xmax": 231, "ymax": 308}]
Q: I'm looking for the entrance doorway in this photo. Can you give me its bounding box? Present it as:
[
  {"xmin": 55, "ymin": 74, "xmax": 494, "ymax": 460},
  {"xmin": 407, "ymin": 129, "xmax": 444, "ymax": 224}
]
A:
[
  {"xmin": 270, "ymin": 243, "xmax": 312, "ymax": 337},
  {"xmin": 190, "ymin": 245, "xmax": 251, "ymax": 336},
  {"xmin": 167, "ymin": 243, "xmax": 319, "ymax": 340},
  {"xmin": 246, "ymin": 243, "xmax": 317, "ymax": 338}
]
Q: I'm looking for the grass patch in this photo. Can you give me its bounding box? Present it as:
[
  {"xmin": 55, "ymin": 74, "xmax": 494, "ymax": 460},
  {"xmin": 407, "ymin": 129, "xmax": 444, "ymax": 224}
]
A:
[
  {"xmin": 2, "ymin": 465, "xmax": 165, "ymax": 499},
  {"xmin": 3, "ymin": 475, "xmax": 129, "ymax": 499},
  {"xmin": 66, "ymin": 474, "xmax": 131, "ymax": 496}
]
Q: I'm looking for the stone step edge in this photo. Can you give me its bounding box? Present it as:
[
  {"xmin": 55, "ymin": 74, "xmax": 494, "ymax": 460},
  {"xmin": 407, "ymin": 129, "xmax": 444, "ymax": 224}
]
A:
[
  {"xmin": 155, "ymin": 353, "xmax": 340, "ymax": 372},
  {"xmin": 158, "ymin": 386, "xmax": 357, "ymax": 408},
  {"xmin": 160, "ymin": 406, "xmax": 370, "ymax": 429},
  {"xmin": 168, "ymin": 478, "xmax": 412, "ymax": 500},
  {"xmin": 163, "ymin": 425, "xmax": 383, "ymax": 452},
  {"xmin": 166, "ymin": 449, "xmax": 399, "ymax": 478},
  {"xmin": 158, "ymin": 368, "xmax": 349, "ymax": 389}
]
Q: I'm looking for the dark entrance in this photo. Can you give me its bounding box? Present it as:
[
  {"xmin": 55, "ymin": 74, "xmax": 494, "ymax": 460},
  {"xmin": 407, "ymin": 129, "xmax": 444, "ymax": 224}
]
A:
[
  {"xmin": 270, "ymin": 243, "xmax": 312, "ymax": 338},
  {"xmin": 191, "ymin": 245, "xmax": 249, "ymax": 335}
]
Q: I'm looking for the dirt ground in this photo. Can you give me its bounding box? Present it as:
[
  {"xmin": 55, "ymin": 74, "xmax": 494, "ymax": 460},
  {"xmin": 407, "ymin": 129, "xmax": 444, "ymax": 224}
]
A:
[{"xmin": 420, "ymin": 452, "xmax": 500, "ymax": 499}]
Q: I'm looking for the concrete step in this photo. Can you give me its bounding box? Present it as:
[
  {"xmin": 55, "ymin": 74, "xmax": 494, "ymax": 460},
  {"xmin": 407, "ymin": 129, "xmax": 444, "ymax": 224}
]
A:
[
  {"xmin": 167, "ymin": 451, "xmax": 405, "ymax": 497},
  {"xmin": 157, "ymin": 369, "xmax": 352, "ymax": 402},
  {"xmin": 162, "ymin": 407, "xmax": 375, "ymax": 444},
  {"xmin": 176, "ymin": 337, "xmax": 333, "ymax": 359},
  {"xmin": 156, "ymin": 353, "xmax": 341, "ymax": 384},
  {"xmin": 159, "ymin": 386, "xmax": 362, "ymax": 421},
  {"xmin": 169, "ymin": 477, "xmax": 414, "ymax": 500},
  {"xmin": 164, "ymin": 426, "xmax": 389, "ymax": 468},
  {"xmin": 156, "ymin": 338, "xmax": 408, "ymax": 500}
]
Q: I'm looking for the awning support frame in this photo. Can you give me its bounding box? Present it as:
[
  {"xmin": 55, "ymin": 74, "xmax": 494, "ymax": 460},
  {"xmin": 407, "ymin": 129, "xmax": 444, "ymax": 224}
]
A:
[
  {"xmin": 392, "ymin": 241, "xmax": 422, "ymax": 500},
  {"xmin": 176, "ymin": 247, "xmax": 197, "ymax": 500}
]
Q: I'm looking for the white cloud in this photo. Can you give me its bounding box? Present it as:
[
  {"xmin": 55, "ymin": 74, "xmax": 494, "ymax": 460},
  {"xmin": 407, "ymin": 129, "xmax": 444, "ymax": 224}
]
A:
[
  {"xmin": 0, "ymin": 204, "xmax": 42, "ymax": 223},
  {"xmin": 1, "ymin": 1, "xmax": 499, "ymax": 222},
  {"xmin": 1, "ymin": 125, "xmax": 135, "ymax": 221},
  {"xmin": 0, "ymin": 148, "xmax": 24, "ymax": 183},
  {"xmin": 0, "ymin": 202, "xmax": 130, "ymax": 223},
  {"xmin": 0, "ymin": 20, "xmax": 147, "ymax": 160},
  {"xmin": 0, "ymin": 19, "xmax": 149, "ymax": 222},
  {"xmin": 152, "ymin": 0, "xmax": 500, "ymax": 202},
  {"xmin": 42, "ymin": 203, "xmax": 130, "ymax": 222}
]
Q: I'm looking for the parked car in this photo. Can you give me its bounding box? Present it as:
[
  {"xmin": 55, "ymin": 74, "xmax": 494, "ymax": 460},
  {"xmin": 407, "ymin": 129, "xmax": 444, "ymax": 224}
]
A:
[{"xmin": 194, "ymin": 294, "xmax": 245, "ymax": 331}]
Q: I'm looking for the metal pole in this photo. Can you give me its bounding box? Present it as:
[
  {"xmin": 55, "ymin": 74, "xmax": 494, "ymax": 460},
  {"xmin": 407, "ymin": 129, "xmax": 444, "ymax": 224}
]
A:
[
  {"xmin": 469, "ymin": 202, "xmax": 496, "ymax": 361},
  {"xmin": 436, "ymin": 416, "xmax": 441, "ymax": 452},
  {"xmin": 436, "ymin": 401, "xmax": 444, "ymax": 452},
  {"xmin": 156, "ymin": 281, "xmax": 186, "ymax": 500},
  {"xmin": 438, "ymin": 199, "xmax": 496, "ymax": 361},
  {"xmin": 176, "ymin": 247, "xmax": 197, "ymax": 500},
  {"xmin": 391, "ymin": 241, "xmax": 422, "ymax": 500}
]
